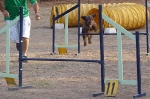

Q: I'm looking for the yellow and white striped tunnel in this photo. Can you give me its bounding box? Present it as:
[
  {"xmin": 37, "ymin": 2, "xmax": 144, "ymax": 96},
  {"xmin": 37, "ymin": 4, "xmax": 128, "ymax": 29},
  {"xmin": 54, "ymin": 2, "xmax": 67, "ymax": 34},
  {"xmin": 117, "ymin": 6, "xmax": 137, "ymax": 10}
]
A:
[{"xmin": 50, "ymin": 3, "xmax": 148, "ymax": 30}]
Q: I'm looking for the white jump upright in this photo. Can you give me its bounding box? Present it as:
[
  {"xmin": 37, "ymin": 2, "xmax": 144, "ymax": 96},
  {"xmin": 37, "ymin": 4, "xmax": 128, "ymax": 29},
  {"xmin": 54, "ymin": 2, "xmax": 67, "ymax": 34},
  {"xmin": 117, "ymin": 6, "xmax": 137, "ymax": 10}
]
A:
[
  {"xmin": 0, "ymin": 16, "xmax": 19, "ymax": 79},
  {"xmin": 102, "ymin": 5, "xmax": 146, "ymax": 98},
  {"xmin": 54, "ymin": 13, "xmax": 78, "ymax": 50}
]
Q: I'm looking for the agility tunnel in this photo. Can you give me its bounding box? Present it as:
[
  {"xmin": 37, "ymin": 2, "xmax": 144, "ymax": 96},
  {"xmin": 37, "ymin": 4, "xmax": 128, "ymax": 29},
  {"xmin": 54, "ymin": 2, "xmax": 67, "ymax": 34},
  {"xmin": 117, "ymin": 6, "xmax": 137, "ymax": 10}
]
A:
[
  {"xmin": 50, "ymin": 3, "xmax": 148, "ymax": 30},
  {"xmin": 50, "ymin": 3, "xmax": 98, "ymax": 27},
  {"xmin": 88, "ymin": 3, "xmax": 147, "ymax": 30}
]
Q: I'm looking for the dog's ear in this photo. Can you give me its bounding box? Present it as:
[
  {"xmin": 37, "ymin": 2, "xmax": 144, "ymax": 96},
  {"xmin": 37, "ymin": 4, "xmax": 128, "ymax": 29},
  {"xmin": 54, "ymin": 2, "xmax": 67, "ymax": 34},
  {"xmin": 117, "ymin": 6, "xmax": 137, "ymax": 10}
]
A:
[
  {"xmin": 81, "ymin": 16, "xmax": 86, "ymax": 20},
  {"xmin": 91, "ymin": 14, "xmax": 96, "ymax": 18}
]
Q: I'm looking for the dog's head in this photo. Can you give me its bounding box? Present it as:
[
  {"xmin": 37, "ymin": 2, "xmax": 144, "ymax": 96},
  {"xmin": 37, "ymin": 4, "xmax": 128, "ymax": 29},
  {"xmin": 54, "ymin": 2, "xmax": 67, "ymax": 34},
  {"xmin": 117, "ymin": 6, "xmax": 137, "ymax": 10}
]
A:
[{"xmin": 81, "ymin": 14, "xmax": 96, "ymax": 26}]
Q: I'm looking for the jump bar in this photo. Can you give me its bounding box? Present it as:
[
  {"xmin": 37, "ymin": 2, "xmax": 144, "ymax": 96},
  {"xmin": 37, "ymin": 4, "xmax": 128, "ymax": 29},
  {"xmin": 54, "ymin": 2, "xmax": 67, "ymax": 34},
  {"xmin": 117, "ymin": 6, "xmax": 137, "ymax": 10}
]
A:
[
  {"xmin": 79, "ymin": 32, "xmax": 147, "ymax": 35},
  {"xmin": 21, "ymin": 58, "xmax": 101, "ymax": 63}
]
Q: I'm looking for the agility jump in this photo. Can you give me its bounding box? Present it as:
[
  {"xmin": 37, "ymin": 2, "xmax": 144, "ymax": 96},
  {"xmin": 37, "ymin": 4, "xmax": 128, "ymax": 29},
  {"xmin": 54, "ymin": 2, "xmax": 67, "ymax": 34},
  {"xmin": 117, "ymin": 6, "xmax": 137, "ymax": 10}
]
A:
[{"xmin": 0, "ymin": 0, "xmax": 148, "ymax": 98}]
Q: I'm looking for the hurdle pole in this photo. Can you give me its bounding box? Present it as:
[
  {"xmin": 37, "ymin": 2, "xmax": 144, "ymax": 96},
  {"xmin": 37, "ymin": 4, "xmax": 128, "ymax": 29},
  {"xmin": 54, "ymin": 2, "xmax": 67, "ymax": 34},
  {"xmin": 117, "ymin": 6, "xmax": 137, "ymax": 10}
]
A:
[
  {"xmin": 145, "ymin": 0, "xmax": 149, "ymax": 54},
  {"xmin": 99, "ymin": 4, "xmax": 105, "ymax": 93},
  {"xmin": 77, "ymin": 0, "xmax": 81, "ymax": 53},
  {"xmin": 93, "ymin": 4, "xmax": 105, "ymax": 97},
  {"xmin": 18, "ymin": 7, "xmax": 23, "ymax": 87},
  {"xmin": 5, "ymin": 23, "xmax": 10, "ymax": 75},
  {"xmin": 133, "ymin": 31, "xmax": 146, "ymax": 98},
  {"xmin": 65, "ymin": 14, "xmax": 69, "ymax": 46},
  {"xmin": 52, "ymin": 15, "xmax": 55, "ymax": 53}
]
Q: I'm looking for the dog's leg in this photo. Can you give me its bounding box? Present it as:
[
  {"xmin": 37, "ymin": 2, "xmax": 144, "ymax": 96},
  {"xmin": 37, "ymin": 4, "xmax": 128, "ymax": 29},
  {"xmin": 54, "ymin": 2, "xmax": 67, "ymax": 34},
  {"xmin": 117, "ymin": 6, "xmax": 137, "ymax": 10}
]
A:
[
  {"xmin": 88, "ymin": 35, "xmax": 92, "ymax": 44},
  {"xmin": 92, "ymin": 25, "xmax": 98, "ymax": 33},
  {"xmin": 83, "ymin": 35, "xmax": 87, "ymax": 46}
]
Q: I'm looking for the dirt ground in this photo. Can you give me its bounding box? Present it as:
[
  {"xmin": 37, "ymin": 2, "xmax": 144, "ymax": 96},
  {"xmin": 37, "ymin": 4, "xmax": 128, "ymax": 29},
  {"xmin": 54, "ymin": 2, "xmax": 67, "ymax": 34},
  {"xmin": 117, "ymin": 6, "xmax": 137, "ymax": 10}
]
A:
[{"xmin": 1, "ymin": 2, "xmax": 150, "ymax": 99}]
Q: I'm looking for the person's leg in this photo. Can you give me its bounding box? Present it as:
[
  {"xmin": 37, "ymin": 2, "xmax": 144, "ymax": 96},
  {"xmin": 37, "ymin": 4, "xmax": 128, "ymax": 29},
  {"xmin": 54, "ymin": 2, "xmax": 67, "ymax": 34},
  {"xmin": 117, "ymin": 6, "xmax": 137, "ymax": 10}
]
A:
[
  {"xmin": 22, "ymin": 37, "xmax": 29, "ymax": 56},
  {"xmin": 22, "ymin": 16, "xmax": 31, "ymax": 56},
  {"xmin": 7, "ymin": 16, "xmax": 31, "ymax": 61}
]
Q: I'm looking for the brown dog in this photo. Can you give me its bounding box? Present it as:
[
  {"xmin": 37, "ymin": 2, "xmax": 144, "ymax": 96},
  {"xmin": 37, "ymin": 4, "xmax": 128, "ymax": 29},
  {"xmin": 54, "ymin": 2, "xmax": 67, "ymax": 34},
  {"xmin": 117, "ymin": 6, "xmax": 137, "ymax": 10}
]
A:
[{"xmin": 81, "ymin": 14, "xmax": 98, "ymax": 46}]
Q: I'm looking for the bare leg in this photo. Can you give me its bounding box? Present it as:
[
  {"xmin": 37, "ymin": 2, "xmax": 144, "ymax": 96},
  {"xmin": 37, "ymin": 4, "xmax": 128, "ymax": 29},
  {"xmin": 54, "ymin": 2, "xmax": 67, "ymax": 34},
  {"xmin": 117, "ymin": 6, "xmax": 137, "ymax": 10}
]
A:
[{"xmin": 22, "ymin": 37, "xmax": 29, "ymax": 56}]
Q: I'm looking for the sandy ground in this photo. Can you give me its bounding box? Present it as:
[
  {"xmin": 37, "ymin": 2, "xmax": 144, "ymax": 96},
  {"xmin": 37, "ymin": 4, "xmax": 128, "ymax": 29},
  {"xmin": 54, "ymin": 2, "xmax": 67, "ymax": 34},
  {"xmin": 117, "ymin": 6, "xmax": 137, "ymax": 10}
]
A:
[{"xmin": 0, "ymin": 2, "xmax": 150, "ymax": 99}]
